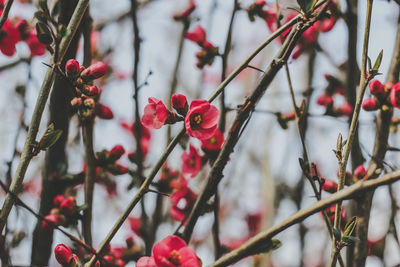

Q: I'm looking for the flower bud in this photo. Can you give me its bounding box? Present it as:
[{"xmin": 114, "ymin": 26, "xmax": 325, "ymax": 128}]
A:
[
  {"xmin": 95, "ymin": 103, "xmax": 114, "ymax": 119},
  {"xmin": 85, "ymin": 85, "xmax": 100, "ymax": 96},
  {"xmin": 60, "ymin": 196, "xmax": 76, "ymax": 215},
  {"xmin": 84, "ymin": 98, "xmax": 95, "ymax": 109},
  {"xmin": 171, "ymin": 94, "xmax": 188, "ymax": 115},
  {"xmin": 362, "ymin": 98, "xmax": 379, "ymax": 111},
  {"xmin": 354, "ymin": 165, "xmax": 366, "ymax": 180},
  {"xmin": 53, "ymin": 195, "xmax": 65, "ymax": 207},
  {"xmin": 81, "ymin": 61, "xmax": 107, "ymax": 80},
  {"xmin": 54, "ymin": 244, "xmax": 74, "ymax": 266},
  {"xmin": 109, "ymin": 164, "xmax": 129, "ymax": 175},
  {"xmin": 42, "ymin": 214, "xmax": 58, "ymax": 230},
  {"xmin": 322, "ymin": 179, "xmax": 338, "ymax": 194},
  {"xmin": 126, "ymin": 236, "xmax": 134, "ymax": 248},
  {"xmin": 369, "ymin": 80, "xmax": 384, "ymax": 96},
  {"xmin": 317, "ymin": 94, "xmax": 334, "ymax": 107},
  {"xmin": 336, "ymin": 102, "xmax": 353, "ymax": 116},
  {"xmin": 71, "ymin": 97, "xmax": 82, "ymax": 107},
  {"xmin": 110, "ymin": 145, "xmax": 125, "ymax": 160},
  {"xmin": 65, "ymin": 59, "xmax": 80, "ymax": 76}
]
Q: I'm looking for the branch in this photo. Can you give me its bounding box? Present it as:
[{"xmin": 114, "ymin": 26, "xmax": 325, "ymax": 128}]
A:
[
  {"xmin": 210, "ymin": 170, "xmax": 400, "ymax": 267},
  {"xmin": 330, "ymin": 0, "xmax": 374, "ymax": 265},
  {"xmin": 0, "ymin": 0, "xmax": 90, "ymax": 234}
]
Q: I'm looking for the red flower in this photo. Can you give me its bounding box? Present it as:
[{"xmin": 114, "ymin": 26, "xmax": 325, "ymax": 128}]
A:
[
  {"xmin": 354, "ymin": 165, "xmax": 366, "ymax": 180},
  {"xmin": 42, "ymin": 214, "xmax": 62, "ymax": 230},
  {"xmin": 171, "ymin": 94, "xmax": 189, "ymax": 116},
  {"xmin": 137, "ymin": 256, "xmax": 156, "ymax": 267},
  {"xmin": 53, "ymin": 195, "xmax": 65, "ymax": 207},
  {"xmin": 317, "ymin": 94, "xmax": 334, "ymax": 107},
  {"xmin": 369, "ymin": 80, "xmax": 385, "ymax": 96},
  {"xmin": 60, "ymin": 196, "xmax": 76, "ymax": 215},
  {"xmin": 170, "ymin": 186, "xmax": 197, "ymax": 222},
  {"xmin": 0, "ymin": 20, "xmax": 21, "ymax": 56},
  {"xmin": 181, "ymin": 144, "xmax": 202, "ymax": 178},
  {"xmin": 153, "ymin": 235, "xmax": 201, "ymax": 267},
  {"xmin": 390, "ymin": 82, "xmax": 400, "ymax": 108},
  {"xmin": 362, "ymin": 98, "xmax": 379, "ymax": 111},
  {"xmin": 110, "ymin": 145, "xmax": 125, "ymax": 160},
  {"xmin": 173, "ymin": 0, "xmax": 196, "ymax": 21},
  {"xmin": 54, "ymin": 244, "xmax": 74, "ymax": 266},
  {"xmin": 81, "ymin": 61, "xmax": 107, "ymax": 80},
  {"xmin": 322, "ymin": 179, "xmax": 338, "ymax": 194},
  {"xmin": 25, "ymin": 28, "xmax": 46, "ymax": 56},
  {"xmin": 95, "ymin": 103, "xmax": 114, "ymax": 119},
  {"xmin": 128, "ymin": 216, "xmax": 142, "ymax": 236},
  {"xmin": 185, "ymin": 25, "xmax": 206, "ymax": 46},
  {"xmin": 201, "ymin": 128, "xmax": 224, "ymax": 152},
  {"xmin": 184, "ymin": 99, "xmax": 219, "ymax": 140},
  {"xmin": 142, "ymin": 97, "xmax": 174, "ymax": 129},
  {"xmin": 336, "ymin": 102, "xmax": 353, "ymax": 116}
]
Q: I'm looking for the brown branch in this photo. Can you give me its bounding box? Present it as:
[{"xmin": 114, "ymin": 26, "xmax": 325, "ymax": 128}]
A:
[
  {"xmin": 210, "ymin": 170, "xmax": 400, "ymax": 267},
  {"xmin": 0, "ymin": 0, "xmax": 14, "ymax": 30}
]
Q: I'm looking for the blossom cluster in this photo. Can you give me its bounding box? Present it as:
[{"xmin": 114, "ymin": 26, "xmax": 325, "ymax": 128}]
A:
[
  {"xmin": 65, "ymin": 59, "xmax": 113, "ymax": 119},
  {"xmin": 362, "ymin": 80, "xmax": 400, "ymax": 112},
  {"xmin": 185, "ymin": 25, "xmax": 219, "ymax": 69},
  {"xmin": 246, "ymin": 0, "xmax": 340, "ymax": 59},
  {"xmin": 41, "ymin": 195, "xmax": 80, "ymax": 231}
]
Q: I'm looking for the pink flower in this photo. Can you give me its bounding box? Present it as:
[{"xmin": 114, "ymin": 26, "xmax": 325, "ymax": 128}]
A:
[
  {"xmin": 171, "ymin": 94, "xmax": 189, "ymax": 115},
  {"xmin": 0, "ymin": 20, "xmax": 21, "ymax": 56},
  {"xmin": 128, "ymin": 216, "xmax": 142, "ymax": 236},
  {"xmin": 317, "ymin": 94, "xmax": 334, "ymax": 107},
  {"xmin": 336, "ymin": 102, "xmax": 353, "ymax": 116},
  {"xmin": 369, "ymin": 80, "xmax": 385, "ymax": 96},
  {"xmin": 181, "ymin": 144, "xmax": 202, "ymax": 178},
  {"xmin": 24, "ymin": 28, "xmax": 46, "ymax": 56},
  {"xmin": 170, "ymin": 186, "xmax": 197, "ymax": 222},
  {"xmin": 185, "ymin": 25, "xmax": 206, "ymax": 46},
  {"xmin": 201, "ymin": 128, "xmax": 224, "ymax": 152},
  {"xmin": 184, "ymin": 99, "xmax": 219, "ymax": 140},
  {"xmin": 142, "ymin": 97, "xmax": 174, "ymax": 129},
  {"xmin": 54, "ymin": 244, "xmax": 74, "ymax": 266},
  {"xmin": 362, "ymin": 98, "xmax": 379, "ymax": 111},
  {"xmin": 153, "ymin": 235, "xmax": 201, "ymax": 267},
  {"xmin": 137, "ymin": 256, "xmax": 156, "ymax": 267},
  {"xmin": 390, "ymin": 82, "xmax": 400, "ymax": 108},
  {"xmin": 81, "ymin": 61, "xmax": 107, "ymax": 80}
]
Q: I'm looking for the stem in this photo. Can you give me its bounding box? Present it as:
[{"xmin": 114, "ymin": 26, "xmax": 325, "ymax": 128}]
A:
[
  {"xmin": 167, "ymin": 20, "xmax": 190, "ymax": 142},
  {"xmin": 0, "ymin": 0, "xmax": 89, "ymax": 235},
  {"xmin": 81, "ymin": 10, "xmax": 94, "ymax": 246},
  {"xmin": 210, "ymin": 170, "xmax": 400, "ymax": 267},
  {"xmin": 330, "ymin": 0, "xmax": 374, "ymax": 265},
  {"xmin": 82, "ymin": 119, "xmax": 95, "ymax": 245}
]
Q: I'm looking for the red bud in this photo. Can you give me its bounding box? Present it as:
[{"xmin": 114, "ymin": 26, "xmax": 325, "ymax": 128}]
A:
[
  {"xmin": 81, "ymin": 61, "xmax": 107, "ymax": 80},
  {"xmin": 110, "ymin": 145, "xmax": 125, "ymax": 159},
  {"xmin": 95, "ymin": 103, "xmax": 114, "ymax": 119},
  {"xmin": 54, "ymin": 244, "xmax": 74, "ymax": 266},
  {"xmin": 362, "ymin": 98, "xmax": 379, "ymax": 111},
  {"xmin": 369, "ymin": 80, "xmax": 384, "ymax": 96},
  {"xmin": 171, "ymin": 94, "xmax": 188, "ymax": 115},
  {"xmin": 65, "ymin": 59, "xmax": 80, "ymax": 76}
]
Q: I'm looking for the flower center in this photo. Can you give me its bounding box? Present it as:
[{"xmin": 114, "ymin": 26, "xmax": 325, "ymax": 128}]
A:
[
  {"xmin": 194, "ymin": 114, "xmax": 202, "ymax": 125},
  {"xmin": 189, "ymin": 157, "xmax": 195, "ymax": 167},
  {"xmin": 168, "ymin": 250, "xmax": 182, "ymax": 266},
  {"xmin": 208, "ymin": 136, "xmax": 217, "ymax": 145}
]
